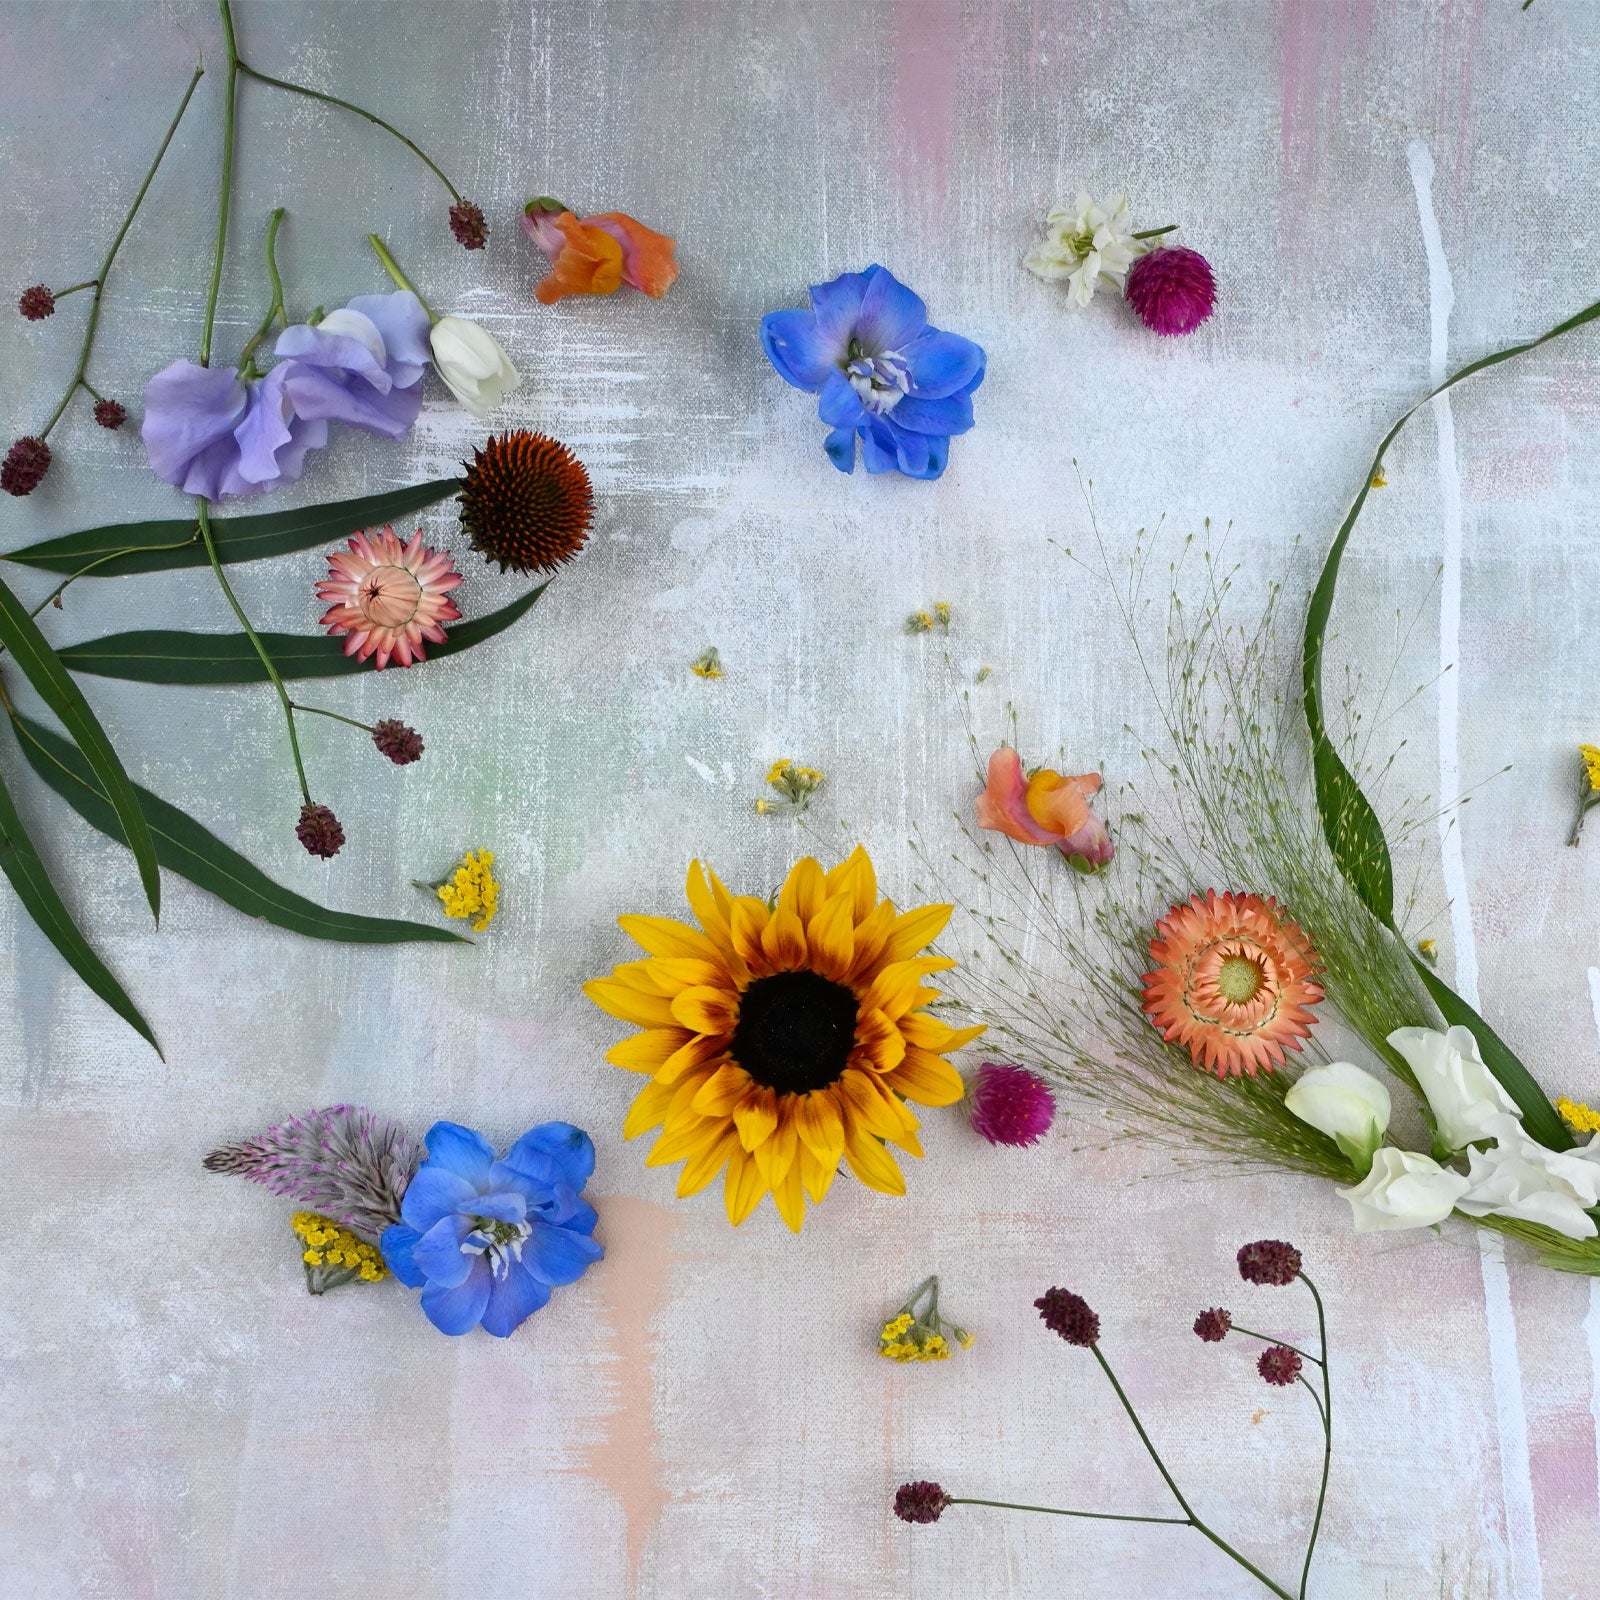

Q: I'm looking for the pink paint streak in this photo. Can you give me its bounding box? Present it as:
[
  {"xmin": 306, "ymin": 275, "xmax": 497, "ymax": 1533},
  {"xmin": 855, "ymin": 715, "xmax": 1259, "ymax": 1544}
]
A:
[{"xmin": 891, "ymin": 0, "xmax": 964, "ymax": 210}]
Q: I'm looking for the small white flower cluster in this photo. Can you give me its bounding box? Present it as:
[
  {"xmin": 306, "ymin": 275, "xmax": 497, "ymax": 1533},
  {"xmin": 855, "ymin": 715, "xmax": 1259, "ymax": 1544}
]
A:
[
  {"xmin": 1022, "ymin": 191, "xmax": 1148, "ymax": 307},
  {"xmin": 1286, "ymin": 1027, "xmax": 1600, "ymax": 1240}
]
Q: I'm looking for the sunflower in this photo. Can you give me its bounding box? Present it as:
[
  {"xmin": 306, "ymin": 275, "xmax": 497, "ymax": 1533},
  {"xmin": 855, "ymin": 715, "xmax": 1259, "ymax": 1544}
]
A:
[
  {"xmin": 584, "ymin": 847, "xmax": 982, "ymax": 1232},
  {"xmin": 1141, "ymin": 890, "xmax": 1323, "ymax": 1078}
]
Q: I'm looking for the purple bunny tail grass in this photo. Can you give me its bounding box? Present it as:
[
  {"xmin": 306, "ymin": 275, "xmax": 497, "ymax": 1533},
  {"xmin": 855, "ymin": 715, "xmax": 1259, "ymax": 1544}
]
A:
[{"xmin": 203, "ymin": 1106, "xmax": 424, "ymax": 1242}]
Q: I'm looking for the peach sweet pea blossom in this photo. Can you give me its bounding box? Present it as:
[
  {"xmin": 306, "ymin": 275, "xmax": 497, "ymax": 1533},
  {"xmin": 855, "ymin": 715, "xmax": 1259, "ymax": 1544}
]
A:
[{"xmin": 975, "ymin": 748, "xmax": 1113, "ymax": 869}]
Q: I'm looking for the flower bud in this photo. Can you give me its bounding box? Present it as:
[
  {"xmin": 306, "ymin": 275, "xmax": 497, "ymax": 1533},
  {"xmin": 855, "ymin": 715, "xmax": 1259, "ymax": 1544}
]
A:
[
  {"xmin": 2, "ymin": 436, "xmax": 52, "ymax": 496},
  {"xmin": 18, "ymin": 284, "xmax": 55, "ymax": 320},
  {"xmin": 448, "ymin": 200, "xmax": 488, "ymax": 251},
  {"xmin": 295, "ymin": 802, "xmax": 345, "ymax": 859},
  {"xmin": 893, "ymin": 1482, "xmax": 950, "ymax": 1524},
  {"xmin": 1236, "ymin": 1240, "xmax": 1302, "ymax": 1286},
  {"xmin": 92, "ymin": 398, "xmax": 128, "ymax": 430},
  {"xmin": 1034, "ymin": 1287, "xmax": 1099, "ymax": 1346},
  {"xmin": 1257, "ymin": 1345, "xmax": 1302, "ymax": 1387},
  {"xmin": 372, "ymin": 719, "xmax": 424, "ymax": 765},
  {"xmin": 1284, "ymin": 1060, "xmax": 1390, "ymax": 1174},
  {"xmin": 429, "ymin": 315, "xmax": 521, "ymax": 417}
]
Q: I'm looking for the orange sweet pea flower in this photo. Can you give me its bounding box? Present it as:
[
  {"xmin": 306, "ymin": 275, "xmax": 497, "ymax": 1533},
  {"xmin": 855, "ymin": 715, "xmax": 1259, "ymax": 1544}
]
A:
[
  {"xmin": 521, "ymin": 199, "xmax": 679, "ymax": 305},
  {"xmin": 975, "ymin": 747, "xmax": 1114, "ymax": 869}
]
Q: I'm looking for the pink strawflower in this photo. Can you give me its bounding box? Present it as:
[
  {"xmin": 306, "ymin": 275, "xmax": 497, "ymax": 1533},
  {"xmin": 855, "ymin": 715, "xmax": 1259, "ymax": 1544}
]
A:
[
  {"xmin": 975, "ymin": 747, "xmax": 1113, "ymax": 870},
  {"xmin": 970, "ymin": 1062, "xmax": 1056, "ymax": 1147},
  {"xmin": 316, "ymin": 524, "xmax": 463, "ymax": 670},
  {"xmin": 1124, "ymin": 245, "xmax": 1216, "ymax": 337}
]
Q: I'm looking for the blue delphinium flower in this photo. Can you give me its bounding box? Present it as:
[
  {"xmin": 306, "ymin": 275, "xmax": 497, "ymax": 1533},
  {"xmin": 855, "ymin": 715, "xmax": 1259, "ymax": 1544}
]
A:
[
  {"xmin": 380, "ymin": 1120, "xmax": 603, "ymax": 1337},
  {"xmin": 760, "ymin": 264, "xmax": 985, "ymax": 480}
]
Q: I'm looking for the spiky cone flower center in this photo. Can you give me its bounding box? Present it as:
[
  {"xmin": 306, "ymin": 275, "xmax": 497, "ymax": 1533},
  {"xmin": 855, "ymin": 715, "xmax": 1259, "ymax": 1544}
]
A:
[
  {"xmin": 1141, "ymin": 889, "xmax": 1324, "ymax": 1077},
  {"xmin": 584, "ymin": 846, "xmax": 984, "ymax": 1233},
  {"xmin": 458, "ymin": 430, "xmax": 594, "ymax": 575}
]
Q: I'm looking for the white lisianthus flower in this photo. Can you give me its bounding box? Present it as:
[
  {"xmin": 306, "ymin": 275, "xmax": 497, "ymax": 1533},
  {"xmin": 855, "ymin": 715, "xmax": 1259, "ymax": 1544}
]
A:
[
  {"xmin": 1022, "ymin": 191, "xmax": 1146, "ymax": 307},
  {"xmin": 1335, "ymin": 1146, "xmax": 1469, "ymax": 1233},
  {"xmin": 1455, "ymin": 1115, "xmax": 1600, "ymax": 1240},
  {"xmin": 1386, "ymin": 1024, "xmax": 1519, "ymax": 1153},
  {"xmin": 1285, "ymin": 1062, "xmax": 1391, "ymax": 1173},
  {"xmin": 429, "ymin": 315, "xmax": 521, "ymax": 416}
]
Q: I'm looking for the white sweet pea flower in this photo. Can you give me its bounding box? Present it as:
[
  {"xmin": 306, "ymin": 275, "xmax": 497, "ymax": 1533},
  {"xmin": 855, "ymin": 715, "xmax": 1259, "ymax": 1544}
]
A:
[
  {"xmin": 1387, "ymin": 1024, "xmax": 1519, "ymax": 1153},
  {"xmin": 1285, "ymin": 1061, "xmax": 1391, "ymax": 1173},
  {"xmin": 429, "ymin": 315, "xmax": 521, "ymax": 416},
  {"xmin": 1455, "ymin": 1115, "xmax": 1600, "ymax": 1240},
  {"xmin": 1022, "ymin": 191, "xmax": 1146, "ymax": 307},
  {"xmin": 1335, "ymin": 1146, "xmax": 1469, "ymax": 1233}
]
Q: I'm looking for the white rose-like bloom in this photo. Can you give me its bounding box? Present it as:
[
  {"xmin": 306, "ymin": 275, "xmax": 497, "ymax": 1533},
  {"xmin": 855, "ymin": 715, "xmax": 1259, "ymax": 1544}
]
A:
[
  {"xmin": 1455, "ymin": 1115, "xmax": 1600, "ymax": 1240},
  {"xmin": 429, "ymin": 315, "xmax": 521, "ymax": 416},
  {"xmin": 1284, "ymin": 1061, "xmax": 1391, "ymax": 1170},
  {"xmin": 1386, "ymin": 1024, "xmax": 1519, "ymax": 1153},
  {"xmin": 1022, "ymin": 191, "xmax": 1146, "ymax": 307},
  {"xmin": 1335, "ymin": 1147, "xmax": 1469, "ymax": 1233}
]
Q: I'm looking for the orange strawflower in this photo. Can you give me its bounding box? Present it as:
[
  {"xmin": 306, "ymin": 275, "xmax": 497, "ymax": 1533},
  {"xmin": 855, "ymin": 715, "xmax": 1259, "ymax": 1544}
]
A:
[
  {"xmin": 1141, "ymin": 890, "xmax": 1324, "ymax": 1078},
  {"xmin": 521, "ymin": 199, "xmax": 678, "ymax": 305}
]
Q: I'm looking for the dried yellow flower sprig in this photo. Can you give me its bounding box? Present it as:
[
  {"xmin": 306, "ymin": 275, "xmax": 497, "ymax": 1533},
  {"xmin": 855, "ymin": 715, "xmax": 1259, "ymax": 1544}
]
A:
[
  {"xmin": 1557, "ymin": 1098, "xmax": 1600, "ymax": 1136},
  {"xmin": 1571, "ymin": 745, "xmax": 1600, "ymax": 846},
  {"xmin": 691, "ymin": 647, "xmax": 724, "ymax": 679},
  {"xmin": 878, "ymin": 1275, "xmax": 974, "ymax": 1363},
  {"xmin": 429, "ymin": 848, "xmax": 499, "ymax": 931},
  {"xmin": 754, "ymin": 758, "xmax": 826, "ymax": 817},
  {"xmin": 906, "ymin": 601, "xmax": 952, "ymax": 635},
  {"xmin": 290, "ymin": 1211, "xmax": 388, "ymax": 1294}
]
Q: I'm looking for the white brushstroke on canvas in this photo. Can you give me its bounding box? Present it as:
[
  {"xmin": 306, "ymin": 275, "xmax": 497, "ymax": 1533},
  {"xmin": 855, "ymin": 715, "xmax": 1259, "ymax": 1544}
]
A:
[
  {"xmin": 1408, "ymin": 137, "xmax": 1543, "ymax": 1599},
  {"xmin": 1586, "ymin": 967, "xmax": 1600, "ymax": 1509}
]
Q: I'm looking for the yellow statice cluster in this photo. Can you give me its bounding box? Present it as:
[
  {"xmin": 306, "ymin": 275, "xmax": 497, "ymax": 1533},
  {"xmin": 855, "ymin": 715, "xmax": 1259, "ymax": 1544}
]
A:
[
  {"xmin": 1557, "ymin": 1098, "xmax": 1600, "ymax": 1136},
  {"xmin": 1583, "ymin": 745, "xmax": 1600, "ymax": 792},
  {"xmin": 437, "ymin": 848, "xmax": 499, "ymax": 931},
  {"xmin": 876, "ymin": 1277, "xmax": 973, "ymax": 1364},
  {"xmin": 691, "ymin": 647, "xmax": 724, "ymax": 679},
  {"xmin": 290, "ymin": 1212, "xmax": 387, "ymax": 1281},
  {"xmin": 906, "ymin": 601, "xmax": 952, "ymax": 635},
  {"xmin": 754, "ymin": 758, "xmax": 826, "ymax": 816}
]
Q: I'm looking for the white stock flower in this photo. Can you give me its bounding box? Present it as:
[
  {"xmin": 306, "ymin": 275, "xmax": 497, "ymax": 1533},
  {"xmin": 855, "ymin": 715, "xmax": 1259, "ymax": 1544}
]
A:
[
  {"xmin": 429, "ymin": 315, "xmax": 521, "ymax": 416},
  {"xmin": 1386, "ymin": 1024, "xmax": 1518, "ymax": 1153},
  {"xmin": 1022, "ymin": 191, "xmax": 1145, "ymax": 307},
  {"xmin": 1284, "ymin": 1061, "xmax": 1391, "ymax": 1171},
  {"xmin": 1335, "ymin": 1147, "xmax": 1468, "ymax": 1233},
  {"xmin": 1455, "ymin": 1115, "xmax": 1600, "ymax": 1240}
]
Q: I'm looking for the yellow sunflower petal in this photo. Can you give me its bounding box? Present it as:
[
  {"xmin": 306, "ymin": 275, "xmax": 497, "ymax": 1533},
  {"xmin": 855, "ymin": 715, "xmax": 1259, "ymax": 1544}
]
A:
[
  {"xmin": 825, "ymin": 845, "xmax": 878, "ymax": 923},
  {"xmin": 795, "ymin": 1088, "xmax": 847, "ymax": 1165},
  {"xmin": 886, "ymin": 1115, "xmax": 924, "ymax": 1158},
  {"xmin": 617, "ymin": 913, "xmax": 723, "ymax": 964},
  {"xmin": 684, "ymin": 863, "xmax": 741, "ymax": 966},
  {"xmin": 761, "ymin": 906, "xmax": 808, "ymax": 972},
  {"xmin": 898, "ymin": 1012, "xmax": 982, "ymax": 1053},
  {"xmin": 670, "ymin": 984, "xmax": 741, "ymax": 1036},
  {"xmin": 860, "ymin": 960, "xmax": 949, "ymax": 1021},
  {"xmin": 730, "ymin": 897, "xmax": 771, "ymax": 972},
  {"xmin": 852, "ymin": 1007, "xmax": 907, "ymax": 1074},
  {"xmin": 806, "ymin": 893, "xmax": 856, "ymax": 981},
  {"xmin": 609, "ymin": 959, "xmax": 680, "ymax": 996},
  {"xmin": 645, "ymin": 957, "xmax": 731, "ymax": 991},
  {"xmin": 838, "ymin": 1066, "xmax": 916, "ymax": 1138},
  {"xmin": 882, "ymin": 903, "xmax": 953, "ymax": 964},
  {"xmin": 845, "ymin": 899, "xmax": 897, "ymax": 982},
  {"xmin": 606, "ymin": 1027, "xmax": 693, "ymax": 1074},
  {"xmin": 724, "ymin": 1144, "xmax": 770, "ymax": 1225},
  {"xmin": 753, "ymin": 1100, "xmax": 799, "ymax": 1187},
  {"xmin": 647, "ymin": 1114, "xmax": 726, "ymax": 1167},
  {"xmin": 692, "ymin": 1061, "xmax": 753, "ymax": 1117},
  {"xmin": 777, "ymin": 857, "xmax": 828, "ymax": 924},
  {"xmin": 623, "ymin": 1076, "xmax": 682, "ymax": 1139},
  {"xmin": 884, "ymin": 1046, "xmax": 966, "ymax": 1107},
  {"xmin": 732, "ymin": 1086, "xmax": 780, "ymax": 1152},
  {"xmin": 654, "ymin": 1032, "xmax": 729, "ymax": 1086},
  {"xmin": 677, "ymin": 1124, "xmax": 740, "ymax": 1196},
  {"xmin": 771, "ymin": 1156, "xmax": 806, "ymax": 1233},
  {"xmin": 583, "ymin": 978, "xmax": 680, "ymax": 1029},
  {"xmin": 843, "ymin": 1123, "xmax": 907, "ymax": 1195},
  {"xmin": 800, "ymin": 1145, "xmax": 838, "ymax": 1203}
]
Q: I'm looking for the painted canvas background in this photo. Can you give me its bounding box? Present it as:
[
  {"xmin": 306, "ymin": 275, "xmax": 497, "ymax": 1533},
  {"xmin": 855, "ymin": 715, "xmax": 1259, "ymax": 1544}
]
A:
[{"xmin": 3, "ymin": 2, "xmax": 1600, "ymax": 1595}]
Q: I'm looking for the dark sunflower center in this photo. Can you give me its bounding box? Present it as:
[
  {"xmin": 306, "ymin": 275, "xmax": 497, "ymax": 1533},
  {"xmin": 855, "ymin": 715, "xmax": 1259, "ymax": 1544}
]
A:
[{"xmin": 730, "ymin": 970, "xmax": 859, "ymax": 1095}]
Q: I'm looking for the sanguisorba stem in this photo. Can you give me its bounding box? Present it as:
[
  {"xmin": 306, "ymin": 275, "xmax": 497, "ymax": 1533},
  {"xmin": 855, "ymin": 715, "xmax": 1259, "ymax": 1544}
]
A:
[
  {"xmin": 1298, "ymin": 1275, "xmax": 1333, "ymax": 1600},
  {"xmin": 949, "ymin": 1498, "xmax": 1190, "ymax": 1527},
  {"xmin": 1091, "ymin": 1346, "xmax": 1295, "ymax": 1600},
  {"xmin": 200, "ymin": 0, "xmax": 242, "ymax": 369},
  {"xmin": 39, "ymin": 60, "xmax": 205, "ymax": 438}
]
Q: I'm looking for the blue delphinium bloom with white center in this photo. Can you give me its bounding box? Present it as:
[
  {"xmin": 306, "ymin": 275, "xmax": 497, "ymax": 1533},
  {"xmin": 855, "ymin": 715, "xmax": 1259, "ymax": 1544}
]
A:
[
  {"xmin": 381, "ymin": 1120, "xmax": 603, "ymax": 1337},
  {"xmin": 760, "ymin": 264, "xmax": 985, "ymax": 480}
]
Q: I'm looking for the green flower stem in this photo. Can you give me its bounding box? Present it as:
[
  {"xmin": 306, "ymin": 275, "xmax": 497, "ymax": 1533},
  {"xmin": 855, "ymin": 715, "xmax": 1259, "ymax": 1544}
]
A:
[
  {"xmin": 289, "ymin": 702, "xmax": 373, "ymax": 735},
  {"xmin": 1091, "ymin": 1345, "xmax": 1295, "ymax": 1600},
  {"xmin": 947, "ymin": 1498, "xmax": 1191, "ymax": 1527},
  {"xmin": 1297, "ymin": 1275, "xmax": 1333, "ymax": 1600},
  {"xmin": 367, "ymin": 235, "xmax": 436, "ymax": 321},
  {"xmin": 235, "ymin": 207, "xmax": 288, "ymax": 372},
  {"xmin": 1227, "ymin": 1326, "xmax": 1321, "ymax": 1367},
  {"xmin": 196, "ymin": 500, "xmax": 310, "ymax": 803},
  {"xmin": 1132, "ymin": 225, "xmax": 1179, "ymax": 241},
  {"xmin": 235, "ymin": 59, "xmax": 463, "ymax": 202},
  {"xmin": 37, "ymin": 60, "xmax": 204, "ymax": 436},
  {"xmin": 200, "ymin": 0, "xmax": 241, "ymax": 368}
]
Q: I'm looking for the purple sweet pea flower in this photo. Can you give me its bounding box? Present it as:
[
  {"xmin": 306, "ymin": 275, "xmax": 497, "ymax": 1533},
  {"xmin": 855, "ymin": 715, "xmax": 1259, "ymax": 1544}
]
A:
[
  {"xmin": 381, "ymin": 1120, "xmax": 604, "ymax": 1338},
  {"xmin": 760, "ymin": 264, "xmax": 985, "ymax": 480},
  {"xmin": 140, "ymin": 290, "xmax": 432, "ymax": 503}
]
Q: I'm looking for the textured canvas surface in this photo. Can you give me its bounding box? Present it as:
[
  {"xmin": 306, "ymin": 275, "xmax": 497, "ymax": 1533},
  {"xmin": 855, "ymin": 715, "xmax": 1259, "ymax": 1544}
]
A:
[{"xmin": 3, "ymin": 2, "xmax": 1600, "ymax": 1596}]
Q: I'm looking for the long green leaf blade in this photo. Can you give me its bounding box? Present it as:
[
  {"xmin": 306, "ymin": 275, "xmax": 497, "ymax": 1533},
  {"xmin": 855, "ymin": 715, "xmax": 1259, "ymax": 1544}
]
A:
[
  {"xmin": 56, "ymin": 582, "xmax": 548, "ymax": 684},
  {"xmin": 0, "ymin": 573, "xmax": 160, "ymax": 919},
  {"xmin": 0, "ymin": 755, "xmax": 159, "ymax": 1050},
  {"xmin": 3, "ymin": 478, "xmax": 461, "ymax": 579},
  {"xmin": 1300, "ymin": 295, "xmax": 1600, "ymax": 1151},
  {"xmin": 11, "ymin": 715, "xmax": 466, "ymax": 946}
]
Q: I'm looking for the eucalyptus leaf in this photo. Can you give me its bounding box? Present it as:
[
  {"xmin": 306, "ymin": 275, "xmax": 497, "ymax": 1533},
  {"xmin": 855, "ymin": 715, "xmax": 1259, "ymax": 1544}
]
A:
[
  {"xmin": 56, "ymin": 582, "xmax": 549, "ymax": 684},
  {"xmin": 3, "ymin": 478, "xmax": 461, "ymax": 579},
  {"xmin": 0, "ymin": 754, "xmax": 159, "ymax": 1051},
  {"xmin": 0, "ymin": 572, "xmax": 161, "ymax": 920},
  {"xmin": 1300, "ymin": 296, "xmax": 1600, "ymax": 1152},
  {"xmin": 11, "ymin": 714, "xmax": 466, "ymax": 947}
]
